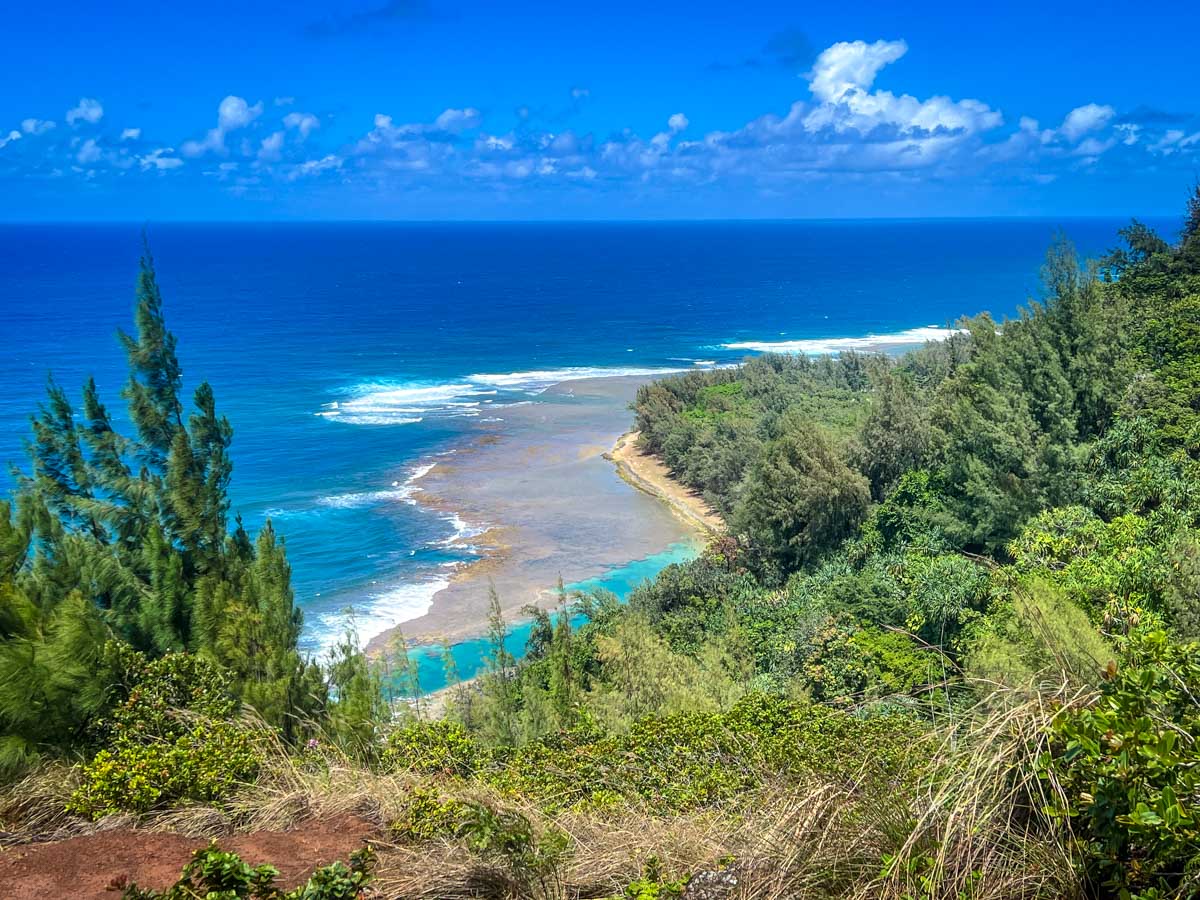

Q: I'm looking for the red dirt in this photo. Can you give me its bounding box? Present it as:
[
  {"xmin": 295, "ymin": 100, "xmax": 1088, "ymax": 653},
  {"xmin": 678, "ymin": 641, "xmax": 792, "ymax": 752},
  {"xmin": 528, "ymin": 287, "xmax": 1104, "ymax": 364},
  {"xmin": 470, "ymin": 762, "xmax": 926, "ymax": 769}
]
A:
[{"xmin": 0, "ymin": 814, "xmax": 378, "ymax": 899}]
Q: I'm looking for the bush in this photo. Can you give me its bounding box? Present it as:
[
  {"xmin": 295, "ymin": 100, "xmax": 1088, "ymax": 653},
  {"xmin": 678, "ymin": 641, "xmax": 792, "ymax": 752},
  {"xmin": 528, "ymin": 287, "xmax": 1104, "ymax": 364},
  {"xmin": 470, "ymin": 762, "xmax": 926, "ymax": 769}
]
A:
[
  {"xmin": 383, "ymin": 718, "xmax": 485, "ymax": 777},
  {"xmin": 1041, "ymin": 631, "xmax": 1200, "ymax": 897},
  {"xmin": 67, "ymin": 650, "xmax": 264, "ymax": 819},
  {"xmin": 491, "ymin": 693, "xmax": 922, "ymax": 812},
  {"xmin": 389, "ymin": 785, "xmax": 472, "ymax": 842}
]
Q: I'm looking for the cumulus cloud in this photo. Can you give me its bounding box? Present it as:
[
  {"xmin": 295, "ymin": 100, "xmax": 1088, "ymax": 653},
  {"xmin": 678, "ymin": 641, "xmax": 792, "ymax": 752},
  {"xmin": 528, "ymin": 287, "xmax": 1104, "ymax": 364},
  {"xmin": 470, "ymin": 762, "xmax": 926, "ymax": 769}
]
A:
[
  {"xmin": 1149, "ymin": 129, "xmax": 1200, "ymax": 155},
  {"xmin": 800, "ymin": 39, "xmax": 1002, "ymax": 142},
  {"xmin": 433, "ymin": 108, "xmax": 482, "ymax": 133},
  {"xmin": 66, "ymin": 98, "xmax": 104, "ymax": 125},
  {"xmin": 140, "ymin": 148, "xmax": 184, "ymax": 171},
  {"xmin": 1059, "ymin": 103, "xmax": 1115, "ymax": 142},
  {"xmin": 668, "ymin": 113, "xmax": 689, "ymax": 133},
  {"xmin": 807, "ymin": 40, "xmax": 908, "ymax": 103},
  {"xmin": 218, "ymin": 96, "xmax": 262, "ymax": 130},
  {"xmin": 259, "ymin": 130, "xmax": 285, "ymax": 161},
  {"xmin": 287, "ymin": 154, "xmax": 342, "ymax": 180},
  {"xmin": 0, "ymin": 130, "xmax": 20, "ymax": 150},
  {"xmin": 182, "ymin": 95, "xmax": 263, "ymax": 157},
  {"xmin": 22, "ymin": 118, "xmax": 55, "ymax": 135},
  {"xmin": 121, "ymin": 128, "xmax": 141, "ymax": 141},
  {"xmin": 76, "ymin": 138, "xmax": 102, "ymax": 164},
  {"xmin": 283, "ymin": 112, "xmax": 320, "ymax": 139}
]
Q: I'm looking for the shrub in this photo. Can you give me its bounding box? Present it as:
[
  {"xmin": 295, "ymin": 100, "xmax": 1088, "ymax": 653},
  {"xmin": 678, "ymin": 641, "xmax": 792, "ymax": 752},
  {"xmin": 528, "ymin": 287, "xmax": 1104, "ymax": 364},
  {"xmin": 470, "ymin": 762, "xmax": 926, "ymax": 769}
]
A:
[
  {"xmin": 1041, "ymin": 631, "xmax": 1200, "ymax": 897},
  {"xmin": 491, "ymin": 693, "xmax": 922, "ymax": 813},
  {"xmin": 67, "ymin": 650, "xmax": 264, "ymax": 819},
  {"xmin": 389, "ymin": 785, "xmax": 472, "ymax": 842},
  {"xmin": 457, "ymin": 802, "xmax": 571, "ymax": 898},
  {"xmin": 383, "ymin": 718, "xmax": 485, "ymax": 777}
]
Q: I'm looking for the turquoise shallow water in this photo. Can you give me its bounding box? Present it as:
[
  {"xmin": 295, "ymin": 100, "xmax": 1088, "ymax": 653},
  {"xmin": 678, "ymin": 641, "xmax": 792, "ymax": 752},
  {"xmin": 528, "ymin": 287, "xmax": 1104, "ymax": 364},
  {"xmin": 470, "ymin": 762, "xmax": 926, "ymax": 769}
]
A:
[{"xmin": 405, "ymin": 539, "xmax": 701, "ymax": 695}]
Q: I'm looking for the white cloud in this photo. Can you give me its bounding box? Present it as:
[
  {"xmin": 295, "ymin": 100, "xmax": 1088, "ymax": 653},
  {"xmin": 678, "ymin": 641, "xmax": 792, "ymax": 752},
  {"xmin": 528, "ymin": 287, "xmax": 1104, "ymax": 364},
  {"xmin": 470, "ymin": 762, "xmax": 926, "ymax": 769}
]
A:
[
  {"xmin": 182, "ymin": 95, "xmax": 263, "ymax": 157},
  {"xmin": 218, "ymin": 95, "xmax": 262, "ymax": 131},
  {"xmin": 433, "ymin": 108, "xmax": 482, "ymax": 133},
  {"xmin": 1149, "ymin": 129, "xmax": 1200, "ymax": 155},
  {"xmin": 287, "ymin": 154, "xmax": 342, "ymax": 180},
  {"xmin": 121, "ymin": 127, "xmax": 141, "ymax": 141},
  {"xmin": 1059, "ymin": 103, "xmax": 1115, "ymax": 142},
  {"xmin": 1074, "ymin": 136, "xmax": 1116, "ymax": 157},
  {"xmin": 76, "ymin": 138, "xmax": 102, "ymax": 164},
  {"xmin": 668, "ymin": 113, "xmax": 689, "ymax": 133},
  {"xmin": 283, "ymin": 112, "xmax": 320, "ymax": 139},
  {"xmin": 259, "ymin": 130, "xmax": 285, "ymax": 161},
  {"xmin": 1116, "ymin": 123, "xmax": 1140, "ymax": 146},
  {"xmin": 800, "ymin": 41, "xmax": 1002, "ymax": 141},
  {"xmin": 274, "ymin": 96, "xmax": 296, "ymax": 107},
  {"xmin": 140, "ymin": 148, "xmax": 184, "ymax": 170},
  {"xmin": 807, "ymin": 39, "xmax": 908, "ymax": 103},
  {"xmin": 0, "ymin": 130, "xmax": 20, "ymax": 149},
  {"xmin": 22, "ymin": 118, "xmax": 55, "ymax": 135},
  {"xmin": 66, "ymin": 98, "xmax": 104, "ymax": 125}
]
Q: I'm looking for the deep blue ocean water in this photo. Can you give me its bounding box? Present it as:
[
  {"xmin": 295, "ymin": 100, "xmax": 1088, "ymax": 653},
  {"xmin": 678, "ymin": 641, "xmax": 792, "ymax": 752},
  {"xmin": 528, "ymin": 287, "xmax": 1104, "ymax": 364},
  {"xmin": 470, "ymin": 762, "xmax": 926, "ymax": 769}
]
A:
[{"xmin": 0, "ymin": 219, "xmax": 1174, "ymax": 680}]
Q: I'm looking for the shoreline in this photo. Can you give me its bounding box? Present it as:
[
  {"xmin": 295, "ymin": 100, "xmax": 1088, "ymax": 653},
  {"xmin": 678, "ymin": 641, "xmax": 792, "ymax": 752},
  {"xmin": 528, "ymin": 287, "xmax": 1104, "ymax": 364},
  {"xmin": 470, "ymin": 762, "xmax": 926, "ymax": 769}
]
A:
[
  {"xmin": 606, "ymin": 430, "xmax": 725, "ymax": 537},
  {"xmin": 364, "ymin": 374, "xmax": 710, "ymax": 657}
]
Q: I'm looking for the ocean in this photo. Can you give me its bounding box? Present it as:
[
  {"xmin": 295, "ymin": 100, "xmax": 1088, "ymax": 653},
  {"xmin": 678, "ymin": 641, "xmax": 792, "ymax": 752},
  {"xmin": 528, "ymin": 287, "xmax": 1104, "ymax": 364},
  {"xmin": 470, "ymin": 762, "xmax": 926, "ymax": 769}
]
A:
[{"xmin": 0, "ymin": 219, "xmax": 1172, "ymax": 686}]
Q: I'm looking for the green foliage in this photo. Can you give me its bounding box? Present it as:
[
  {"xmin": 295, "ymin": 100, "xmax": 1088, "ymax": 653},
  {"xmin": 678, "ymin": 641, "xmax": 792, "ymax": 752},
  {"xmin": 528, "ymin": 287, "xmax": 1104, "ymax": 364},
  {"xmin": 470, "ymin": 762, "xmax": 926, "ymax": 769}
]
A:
[
  {"xmin": 733, "ymin": 414, "xmax": 871, "ymax": 574},
  {"xmin": 383, "ymin": 718, "xmax": 484, "ymax": 777},
  {"xmin": 389, "ymin": 785, "xmax": 473, "ymax": 842},
  {"xmin": 118, "ymin": 842, "xmax": 375, "ymax": 899},
  {"xmin": 611, "ymin": 856, "xmax": 687, "ymax": 899},
  {"xmin": 964, "ymin": 580, "xmax": 1113, "ymax": 690},
  {"xmin": 1042, "ymin": 632, "xmax": 1200, "ymax": 897},
  {"xmin": 66, "ymin": 649, "xmax": 263, "ymax": 819},
  {"xmin": 2, "ymin": 248, "xmax": 327, "ymax": 774},
  {"xmin": 1009, "ymin": 507, "xmax": 1173, "ymax": 631},
  {"xmin": 476, "ymin": 586, "xmax": 518, "ymax": 746},
  {"xmin": 490, "ymin": 693, "xmax": 921, "ymax": 813},
  {"xmin": 322, "ymin": 622, "xmax": 390, "ymax": 757},
  {"xmin": 457, "ymin": 802, "xmax": 572, "ymax": 896}
]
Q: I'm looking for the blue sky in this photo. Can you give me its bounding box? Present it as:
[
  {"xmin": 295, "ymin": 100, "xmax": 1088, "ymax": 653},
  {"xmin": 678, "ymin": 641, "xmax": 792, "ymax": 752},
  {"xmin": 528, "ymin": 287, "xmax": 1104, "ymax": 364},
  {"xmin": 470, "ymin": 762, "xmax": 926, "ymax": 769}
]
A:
[{"xmin": 4, "ymin": 0, "xmax": 1199, "ymax": 220}]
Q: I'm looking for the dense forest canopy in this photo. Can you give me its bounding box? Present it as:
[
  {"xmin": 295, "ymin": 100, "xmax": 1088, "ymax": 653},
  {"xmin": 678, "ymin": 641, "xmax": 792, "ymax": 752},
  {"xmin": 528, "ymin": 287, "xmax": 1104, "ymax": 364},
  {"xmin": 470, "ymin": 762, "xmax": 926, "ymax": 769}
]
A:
[{"xmin": 3, "ymin": 193, "xmax": 1200, "ymax": 899}]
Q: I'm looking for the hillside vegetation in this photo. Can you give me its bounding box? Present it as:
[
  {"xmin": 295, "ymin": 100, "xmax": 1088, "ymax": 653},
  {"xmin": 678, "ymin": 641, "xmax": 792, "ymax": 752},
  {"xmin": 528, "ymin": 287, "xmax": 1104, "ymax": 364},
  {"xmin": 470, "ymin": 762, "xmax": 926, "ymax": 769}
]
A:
[{"xmin": 3, "ymin": 194, "xmax": 1200, "ymax": 899}]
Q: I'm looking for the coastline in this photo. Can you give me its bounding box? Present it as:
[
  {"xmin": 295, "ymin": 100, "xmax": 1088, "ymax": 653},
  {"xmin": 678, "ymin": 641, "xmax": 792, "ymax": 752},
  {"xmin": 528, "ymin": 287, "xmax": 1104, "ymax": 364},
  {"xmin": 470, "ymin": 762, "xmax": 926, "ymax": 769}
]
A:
[
  {"xmin": 606, "ymin": 430, "xmax": 725, "ymax": 536},
  {"xmin": 364, "ymin": 373, "xmax": 710, "ymax": 656}
]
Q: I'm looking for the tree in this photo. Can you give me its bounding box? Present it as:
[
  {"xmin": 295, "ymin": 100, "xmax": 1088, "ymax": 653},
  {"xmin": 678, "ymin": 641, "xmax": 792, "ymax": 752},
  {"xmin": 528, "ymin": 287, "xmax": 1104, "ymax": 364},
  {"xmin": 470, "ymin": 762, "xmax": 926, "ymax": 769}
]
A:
[
  {"xmin": 733, "ymin": 414, "xmax": 870, "ymax": 574},
  {"xmin": 477, "ymin": 585, "xmax": 517, "ymax": 745},
  {"xmin": 854, "ymin": 368, "xmax": 931, "ymax": 500},
  {"xmin": 928, "ymin": 315, "xmax": 1053, "ymax": 552},
  {"xmin": 2, "ymin": 246, "xmax": 324, "ymax": 770}
]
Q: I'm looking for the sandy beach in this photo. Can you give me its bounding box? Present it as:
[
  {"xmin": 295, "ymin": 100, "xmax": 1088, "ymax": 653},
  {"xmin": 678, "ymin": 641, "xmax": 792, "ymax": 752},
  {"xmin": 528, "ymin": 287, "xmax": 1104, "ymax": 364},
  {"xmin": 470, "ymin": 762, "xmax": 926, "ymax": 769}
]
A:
[
  {"xmin": 607, "ymin": 430, "xmax": 725, "ymax": 536},
  {"xmin": 366, "ymin": 374, "xmax": 709, "ymax": 653}
]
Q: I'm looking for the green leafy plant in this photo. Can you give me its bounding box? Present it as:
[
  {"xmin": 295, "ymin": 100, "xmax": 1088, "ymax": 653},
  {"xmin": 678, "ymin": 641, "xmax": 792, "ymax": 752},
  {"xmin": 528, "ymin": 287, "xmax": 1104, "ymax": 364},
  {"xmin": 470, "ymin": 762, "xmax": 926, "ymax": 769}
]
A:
[
  {"xmin": 382, "ymin": 718, "xmax": 485, "ymax": 777},
  {"xmin": 115, "ymin": 842, "xmax": 375, "ymax": 899},
  {"xmin": 457, "ymin": 802, "xmax": 571, "ymax": 897},
  {"xmin": 66, "ymin": 650, "xmax": 264, "ymax": 818},
  {"xmin": 1041, "ymin": 631, "xmax": 1200, "ymax": 896}
]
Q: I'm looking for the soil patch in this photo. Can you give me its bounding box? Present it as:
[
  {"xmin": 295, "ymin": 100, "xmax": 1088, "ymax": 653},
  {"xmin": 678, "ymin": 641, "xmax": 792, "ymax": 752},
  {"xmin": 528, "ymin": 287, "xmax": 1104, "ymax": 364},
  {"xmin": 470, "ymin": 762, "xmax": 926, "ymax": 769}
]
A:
[{"xmin": 0, "ymin": 814, "xmax": 377, "ymax": 899}]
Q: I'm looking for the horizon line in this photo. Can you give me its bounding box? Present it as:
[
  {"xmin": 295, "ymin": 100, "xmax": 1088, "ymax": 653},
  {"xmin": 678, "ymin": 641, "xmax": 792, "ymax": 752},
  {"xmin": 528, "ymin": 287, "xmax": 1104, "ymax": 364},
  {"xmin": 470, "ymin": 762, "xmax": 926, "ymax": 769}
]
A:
[{"xmin": 0, "ymin": 212, "xmax": 1182, "ymax": 227}]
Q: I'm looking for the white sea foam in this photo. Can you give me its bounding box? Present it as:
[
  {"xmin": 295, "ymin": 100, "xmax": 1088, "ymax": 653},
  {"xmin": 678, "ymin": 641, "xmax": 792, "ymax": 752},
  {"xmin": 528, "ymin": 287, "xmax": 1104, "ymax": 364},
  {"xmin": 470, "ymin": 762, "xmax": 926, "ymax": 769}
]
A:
[
  {"xmin": 315, "ymin": 462, "xmax": 438, "ymax": 510},
  {"xmin": 309, "ymin": 575, "xmax": 450, "ymax": 658},
  {"xmin": 319, "ymin": 365, "xmax": 707, "ymax": 426},
  {"xmin": 467, "ymin": 365, "xmax": 691, "ymax": 393},
  {"xmin": 440, "ymin": 511, "xmax": 489, "ymax": 546},
  {"xmin": 722, "ymin": 325, "xmax": 957, "ymax": 355}
]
